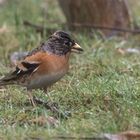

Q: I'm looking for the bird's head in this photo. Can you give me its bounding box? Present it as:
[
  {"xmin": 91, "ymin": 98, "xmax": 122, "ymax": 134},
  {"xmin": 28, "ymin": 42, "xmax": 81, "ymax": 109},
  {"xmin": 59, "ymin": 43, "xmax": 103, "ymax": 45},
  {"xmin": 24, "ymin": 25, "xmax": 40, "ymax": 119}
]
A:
[{"xmin": 45, "ymin": 31, "xmax": 83, "ymax": 55}]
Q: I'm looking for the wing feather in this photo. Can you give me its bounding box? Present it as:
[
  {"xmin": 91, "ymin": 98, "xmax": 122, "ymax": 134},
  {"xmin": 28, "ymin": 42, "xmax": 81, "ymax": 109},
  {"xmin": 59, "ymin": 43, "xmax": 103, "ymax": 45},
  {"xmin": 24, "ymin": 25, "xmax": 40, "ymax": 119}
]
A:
[{"xmin": 0, "ymin": 61, "xmax": 40, "ymax": 86}]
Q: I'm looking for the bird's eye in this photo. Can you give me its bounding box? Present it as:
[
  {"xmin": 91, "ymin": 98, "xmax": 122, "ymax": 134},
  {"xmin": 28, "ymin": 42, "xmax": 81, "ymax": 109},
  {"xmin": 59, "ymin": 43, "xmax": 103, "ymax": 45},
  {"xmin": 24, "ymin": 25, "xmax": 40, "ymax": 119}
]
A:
[{"xmin": 64, "ymin": 41, "xmax": 70, "ymax": 46}]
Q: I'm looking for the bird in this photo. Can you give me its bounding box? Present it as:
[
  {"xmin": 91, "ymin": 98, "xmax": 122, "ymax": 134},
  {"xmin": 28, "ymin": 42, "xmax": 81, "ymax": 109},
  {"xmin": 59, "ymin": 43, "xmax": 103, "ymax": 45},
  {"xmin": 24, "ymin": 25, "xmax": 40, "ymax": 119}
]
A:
[{"xmin": 0, "ymin": 31, "xmax": 83, "ymax": 106}]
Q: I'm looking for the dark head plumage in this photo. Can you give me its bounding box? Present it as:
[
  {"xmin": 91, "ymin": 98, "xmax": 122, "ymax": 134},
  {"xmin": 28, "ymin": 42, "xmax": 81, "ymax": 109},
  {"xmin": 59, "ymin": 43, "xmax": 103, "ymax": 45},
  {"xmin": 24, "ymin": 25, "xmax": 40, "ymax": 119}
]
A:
[
  {"xmin": 27, "ymin": 31, "xmax": 83, "ymax": 56},
  {"xmin": 44, "ymin": 31, "xmax": 74, "ymax": 55}
]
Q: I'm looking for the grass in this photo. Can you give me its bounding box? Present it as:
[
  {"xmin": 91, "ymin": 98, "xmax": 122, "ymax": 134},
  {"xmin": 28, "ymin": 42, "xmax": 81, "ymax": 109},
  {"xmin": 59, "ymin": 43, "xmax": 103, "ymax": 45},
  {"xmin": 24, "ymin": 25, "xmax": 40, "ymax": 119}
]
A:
[{"xmin": 0, "ymin": 0, "xmax": 140, "ymax": 139}]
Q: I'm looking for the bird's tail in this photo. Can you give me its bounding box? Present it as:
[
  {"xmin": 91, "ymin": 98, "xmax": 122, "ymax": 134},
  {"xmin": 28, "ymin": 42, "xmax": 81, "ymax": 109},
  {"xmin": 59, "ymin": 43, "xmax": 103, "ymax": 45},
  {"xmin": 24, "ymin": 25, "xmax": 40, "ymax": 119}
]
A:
[
  {"xmin": 0, "ymin": 75, "xmax": 15, "ymax": 86},
  {"xmin": 0, "ymin": 79, "xmax": 12, "ymax": 86}
]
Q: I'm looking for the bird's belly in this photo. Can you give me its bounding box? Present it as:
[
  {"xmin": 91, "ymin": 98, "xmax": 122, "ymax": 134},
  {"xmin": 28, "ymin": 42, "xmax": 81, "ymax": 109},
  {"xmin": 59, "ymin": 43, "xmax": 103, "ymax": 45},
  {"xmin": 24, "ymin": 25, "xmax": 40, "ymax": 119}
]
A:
[{"xmin": 27, "ymin": 71, "xmax": 66, "ymax": 89}]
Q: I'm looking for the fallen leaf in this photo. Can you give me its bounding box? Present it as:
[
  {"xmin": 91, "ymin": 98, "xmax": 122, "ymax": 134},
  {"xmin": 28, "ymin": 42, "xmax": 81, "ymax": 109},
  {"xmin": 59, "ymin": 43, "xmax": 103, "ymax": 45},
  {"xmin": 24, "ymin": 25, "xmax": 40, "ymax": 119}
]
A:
[
  {"xmin": 0, "ymin": 24, "xmax": 10, "ymax": 34},
  {"xmin": 117, "ymin": 48, "xmax": 140, "ymax": 55},
  {"xmin": 103, "ymin": 131, "xmax": 140, "ymax": 140},
  {"xmin": 30, "ymin": 115, "xmax": 59, "ymax": 127},
  {"xmin": 121, "ymin": 131, "xmax": 140, "ymax": 140},
  {"xmin": 117, "ymin": 48, "xmax": 126, "ymax": 55}
]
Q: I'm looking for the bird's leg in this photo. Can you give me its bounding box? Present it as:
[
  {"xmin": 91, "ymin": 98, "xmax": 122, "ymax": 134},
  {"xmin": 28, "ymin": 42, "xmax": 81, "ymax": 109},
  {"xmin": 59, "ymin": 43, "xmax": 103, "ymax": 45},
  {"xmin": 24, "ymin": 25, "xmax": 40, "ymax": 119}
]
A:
[
  {"xmin": 43, "ymin": 87, "xmax": 52, "ymax": 101},
  {"xmin": 27, "ymin": 90, "xmax": 36, "ymax": 107},
  {"xmin": 43, "ymin": 87, "xmax": 59, "ymax": 111},
  {"xmin": 43, "ymin": 87, "xmax": 49, "ymax": 96},
  {"xmin": 31, "ymin": 87, "xmax": 49, "ymax": 106},
  {"xmin": 29, "ymin": 88, "xmax": 68, "ymax": 118}
]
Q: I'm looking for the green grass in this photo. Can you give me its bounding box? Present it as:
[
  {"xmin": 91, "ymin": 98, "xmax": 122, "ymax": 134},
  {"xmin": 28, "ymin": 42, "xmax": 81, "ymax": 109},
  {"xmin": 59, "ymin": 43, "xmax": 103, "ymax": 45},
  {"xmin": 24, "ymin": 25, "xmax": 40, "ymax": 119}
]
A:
[{"xmin": 0, "ymin": 0, "xmax": 140, "ymax": 139}]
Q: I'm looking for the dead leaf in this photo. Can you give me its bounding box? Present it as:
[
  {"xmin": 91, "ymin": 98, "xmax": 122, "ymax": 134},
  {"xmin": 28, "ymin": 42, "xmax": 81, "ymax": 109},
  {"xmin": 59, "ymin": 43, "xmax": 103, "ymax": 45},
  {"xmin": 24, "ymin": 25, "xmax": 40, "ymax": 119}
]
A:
[
  {"xmin": 117, "ymin": 48, "xmax": 140, "ymax": 55},
  {"xmin": 0, "ymin": 24, "xmax": 10, "ymax": 34},
  {"xmin": 121, "ymin": 131, "xmax": 140, "ymax": 140},
  {"xmin": 103, "ymin": 131, "xmax": 140, "ymax": 140},
  {"xmin": 30, "ymin": 115, "xmax": 59, "ymax": 127},
  {"xmin": 117, "ymin": 48, "xmax": 126, "ymax": 55}
]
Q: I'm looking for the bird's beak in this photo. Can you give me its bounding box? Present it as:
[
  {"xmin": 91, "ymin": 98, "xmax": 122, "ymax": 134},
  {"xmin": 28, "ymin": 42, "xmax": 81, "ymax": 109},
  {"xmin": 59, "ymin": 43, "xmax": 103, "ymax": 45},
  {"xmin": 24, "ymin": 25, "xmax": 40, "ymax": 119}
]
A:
[{"xmin": 71, "ymin": 43, "xmax": 83, "ymax": 53}]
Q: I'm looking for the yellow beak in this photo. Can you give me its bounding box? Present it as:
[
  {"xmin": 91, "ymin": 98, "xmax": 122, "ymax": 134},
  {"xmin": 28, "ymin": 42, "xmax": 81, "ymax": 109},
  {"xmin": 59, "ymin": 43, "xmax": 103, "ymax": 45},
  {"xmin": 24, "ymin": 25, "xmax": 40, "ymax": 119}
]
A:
[{"xmin": 71, "ymin": 43, "xmax": 83, "ymax": 53}]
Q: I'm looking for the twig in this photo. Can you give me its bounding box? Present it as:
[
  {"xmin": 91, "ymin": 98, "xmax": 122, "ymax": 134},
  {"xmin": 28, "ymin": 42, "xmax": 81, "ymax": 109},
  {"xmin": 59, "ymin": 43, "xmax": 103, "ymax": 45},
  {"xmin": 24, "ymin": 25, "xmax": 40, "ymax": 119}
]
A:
[
  {"xmin": 23, "ymin": 21, "xmax": 44, "ymax": 32},
  {"xmin": 23, "ymin": 20, "xmax": 55, "ymax": 35},
  {"xmin": 52, "ymin": 136, "xmax": 109, "ymax": 140},
  {"xmin": 23, "ymin": 20, "xmax": 140, "ymax": 36},
  {"xmin": 69, "ymin": 22, "xmax": 140, "ymax": 34}
]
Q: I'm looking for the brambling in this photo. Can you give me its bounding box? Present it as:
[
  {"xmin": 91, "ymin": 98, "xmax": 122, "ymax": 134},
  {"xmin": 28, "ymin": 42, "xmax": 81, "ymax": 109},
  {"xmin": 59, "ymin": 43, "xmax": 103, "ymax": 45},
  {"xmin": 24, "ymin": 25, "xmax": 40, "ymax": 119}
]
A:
[{"xmin": 0, "ymin": 31, "xmax": 83, "ymax": 106}]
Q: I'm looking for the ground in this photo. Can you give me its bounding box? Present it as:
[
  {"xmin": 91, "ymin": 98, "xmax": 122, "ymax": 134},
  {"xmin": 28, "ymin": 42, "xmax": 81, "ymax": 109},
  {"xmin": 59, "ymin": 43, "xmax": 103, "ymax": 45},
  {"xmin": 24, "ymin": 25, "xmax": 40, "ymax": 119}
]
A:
[{"xmin": 0, "ymin": 0, "xmax": 140, "ymax": 139}]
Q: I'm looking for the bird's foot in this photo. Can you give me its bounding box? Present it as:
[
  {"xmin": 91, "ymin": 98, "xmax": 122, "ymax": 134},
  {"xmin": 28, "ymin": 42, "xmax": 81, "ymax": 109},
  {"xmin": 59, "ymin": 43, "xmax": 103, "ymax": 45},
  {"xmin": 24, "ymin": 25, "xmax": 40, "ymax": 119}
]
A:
[{"xmin": 33, "ymin": 97, "xmax": 71, "ymax": 119}]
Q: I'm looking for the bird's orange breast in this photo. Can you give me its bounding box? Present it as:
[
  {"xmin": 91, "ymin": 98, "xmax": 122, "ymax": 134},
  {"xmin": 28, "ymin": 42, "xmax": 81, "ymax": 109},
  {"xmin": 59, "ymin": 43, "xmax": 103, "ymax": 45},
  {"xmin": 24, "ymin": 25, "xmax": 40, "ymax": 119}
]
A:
[
  {"xmin": 24, "ymin": 51, "xmax": 70, "ymax": 89},
  {"xmin": 25, "ymin": 52, "xmax": 70, "ymax": 75}
]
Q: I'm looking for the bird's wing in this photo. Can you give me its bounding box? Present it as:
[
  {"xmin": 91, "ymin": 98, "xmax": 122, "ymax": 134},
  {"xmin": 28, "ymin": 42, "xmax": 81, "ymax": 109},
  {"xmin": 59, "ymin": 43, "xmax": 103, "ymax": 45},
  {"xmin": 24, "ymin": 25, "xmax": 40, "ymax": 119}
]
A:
[{"xmin": 0, "ymin": 61, "xmax": 40, "ymax": 86}]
